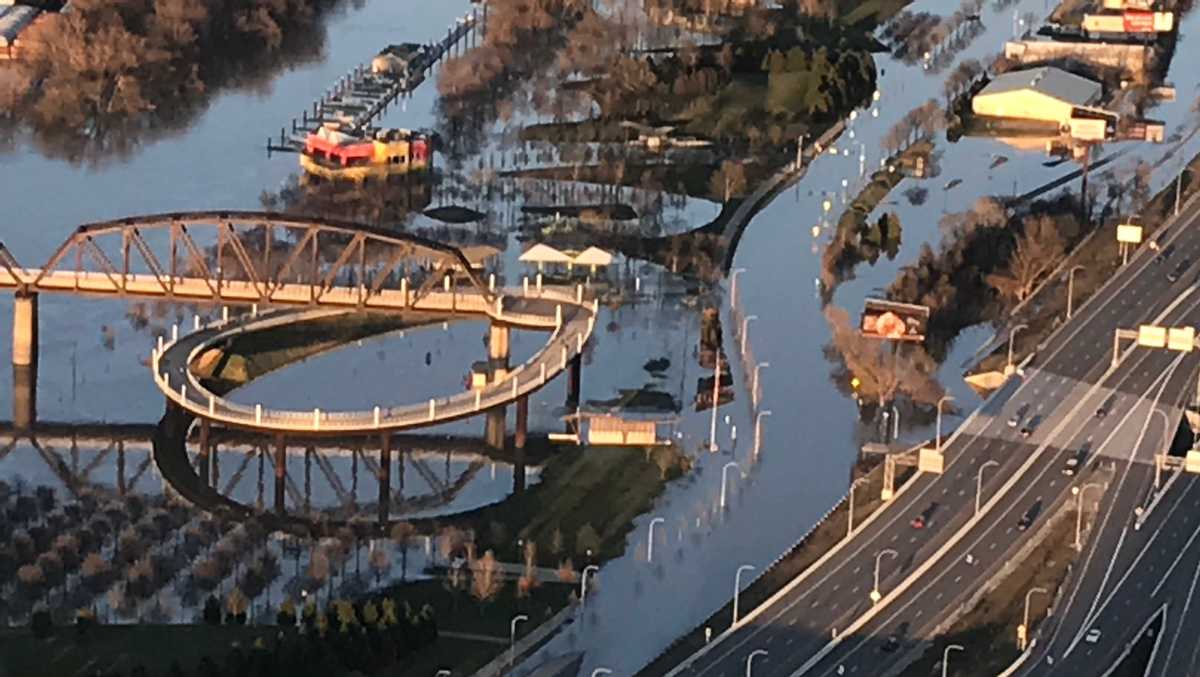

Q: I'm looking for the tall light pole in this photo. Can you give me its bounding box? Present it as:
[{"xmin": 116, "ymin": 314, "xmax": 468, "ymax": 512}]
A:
[
  {"xmin": 871, "ymin": 548, "xmax": 898, "ymax": 604},
  {"xmin": 510, "ymin": 614, "xmax": 529, "ymax": 667},
  {"xmin": 721, "ymin": 462, "xmax": 742, "ymax": 510},
  {"xmin": 1073, "ymin": 483, "xmax": 1103, "ymax": 550},
  {"xmin": 591, "ymin": 669, "xmax": 613, "ymax": 677},
  {"xmin": 731, "ymin": 268, "xmax": 746, "ymax": 310},
  {"xmin": 891, "ymin": 404, "xmax": 900, "ymax": 440},
  {"xmin": 581, "ymin": 565, "xmax": 599, "ymax": 607},
  {"xmin": 942, "ymin": 644, "xmax": 964, "ymax": 677},
  {"xmin": 752, "ymin": 362, "xmax": 769, "ymax": 409},
  {"xmin": 746, "ymin": 649, "xmax": 768, "ymax": 677},
  {"xmin": 710, "ymin": 350, "xmax": 722, "ymax": 453},
  {"xmin": 936, "ymin": 395, "xmax": 955, "ymax": 451},
  {"xmin": 648, "ymin": 517, "xmax": 665, "ymax": 563},
  {"xmin": 848, "ymin": 477, "xmax": 869, "ymax": 537},
  {"xmin": 733, "ymin": 564, "xmax": 755, "ymax": 624},
  {"xmin": 1019, "ymin": 586, "xmax": 1048, "ymax": 650},
  {"xmin": 740, "ymin": 315, "xmax": 758, "ymax": 355},
  {"xmin": 754, "ymin": 410, "xmax": 772, "ymax": 459},
  {"xmin": 976, "ymin": 460, "xmax": 999, "ymax": 516},
  {"xmin": 1007, "ymin": 323, "xmax": 1029, "ymax": 374},
  {"xmin": 1066, "ymin": 265, "xmax": 1085, "ymax": 319}
]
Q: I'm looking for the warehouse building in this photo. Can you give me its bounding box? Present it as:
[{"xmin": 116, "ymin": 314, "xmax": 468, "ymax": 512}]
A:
[{"xmin": 972, "ymin": 66, "xmax": 1103, "ymax": 127}]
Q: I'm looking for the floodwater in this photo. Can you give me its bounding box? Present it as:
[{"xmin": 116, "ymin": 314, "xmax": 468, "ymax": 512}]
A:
[{"xmin": 0, "ymin": 0, "xmax": 1197, "ymax": 671}]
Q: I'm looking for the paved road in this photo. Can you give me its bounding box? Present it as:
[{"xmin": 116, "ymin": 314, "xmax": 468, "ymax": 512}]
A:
[{"xmin": 675, "ymin": 197, "xmax": 1200, "ymax": 677}]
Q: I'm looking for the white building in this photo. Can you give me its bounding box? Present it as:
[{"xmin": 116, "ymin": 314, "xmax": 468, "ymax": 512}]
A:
[{"xmin": 972, "ymin": 67, "xmax": 1103, "ymax": 127}]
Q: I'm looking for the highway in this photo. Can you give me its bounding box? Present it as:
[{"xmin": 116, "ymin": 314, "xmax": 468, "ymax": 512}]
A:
[{"xmin": 671, "ymin": 196, "xmax": 1200, "ymax": 677}]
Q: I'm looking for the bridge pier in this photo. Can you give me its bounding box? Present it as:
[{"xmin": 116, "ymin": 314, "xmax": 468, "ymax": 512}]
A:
[
  {"xmin": 198, "ymin": 420, "xmax": 211, "ymax": 487},
  {"xmin": 12, "ymin": 292, "xmax": 38, "ymax": 368},
  {"xmin": 567, "ymin": 355, "xmax": 582, "ymax": 408},
  {"xmin": 12, "ymin": 363, "xmax": 36, "ymax": 432},
  {"xmin": 274, "ymin": 435, "xmax": 286, "ymax": 515},
  {"xmin": 485, "ymin": 323, "xmax": 511, "ymax": 450},
  {"xmin": 485, "ymin": 408, "xmax": 506, "ymax": 450},
  {"xmin": 513, "ymin": 396, "xmax": 527, "ymax": 494},
  {"xmin": 379, "ymin": 434, "xmax": 392, "ymax": 524}
]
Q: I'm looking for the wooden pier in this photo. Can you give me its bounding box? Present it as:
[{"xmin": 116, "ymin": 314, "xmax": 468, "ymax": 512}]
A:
[{"xmin": 268, "ymin": 7, "xmax": 483, "ymax": 155}]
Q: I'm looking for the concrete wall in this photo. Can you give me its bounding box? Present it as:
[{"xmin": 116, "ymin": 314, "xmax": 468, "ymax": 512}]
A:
[{"xmin": 1004, "ymin": 40, "xmax": 1151, "ymax": 78}]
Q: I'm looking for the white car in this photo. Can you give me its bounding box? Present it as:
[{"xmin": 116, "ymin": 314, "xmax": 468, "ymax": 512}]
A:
[{"xmin": 1085, "ymin": 628, "xmax": 1102, "ymax": 644}]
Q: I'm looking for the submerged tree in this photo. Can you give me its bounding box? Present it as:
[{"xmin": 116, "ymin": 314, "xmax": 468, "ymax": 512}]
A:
[{"xmin": 986, "ymin": 214, "xmax": 1067, "ymax": 306}]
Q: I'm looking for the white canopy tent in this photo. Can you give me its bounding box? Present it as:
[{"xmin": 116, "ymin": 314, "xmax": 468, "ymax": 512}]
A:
[
  {"xmin": 572, "ymin": 246, "xmax": 614, "ymax": 273},
  {"xmin": 519, "ymin": 243, "xmax": 572, "ymax": 272}
]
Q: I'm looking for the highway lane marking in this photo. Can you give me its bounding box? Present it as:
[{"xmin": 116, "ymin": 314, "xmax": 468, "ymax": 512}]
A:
[
  {"xmin": 1062, "ymin": 357, "xmax": 1189, "ymax": 658},
  {"xmin": 1149, "ymin": 511, "xmax": 1200, "ymax": 598},
  {"xmin": 1161, "ymin": 549, "xmax": 1200, "ymax": 672},
  {"xmin": 816, "ymin": 354, "xmax": 1186, "ymax": 677}
]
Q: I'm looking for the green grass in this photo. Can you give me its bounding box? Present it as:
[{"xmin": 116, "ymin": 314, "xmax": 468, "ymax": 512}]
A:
[{"xmin": 0, "ymin": 624, "xmax": 273, "ymax": 677}]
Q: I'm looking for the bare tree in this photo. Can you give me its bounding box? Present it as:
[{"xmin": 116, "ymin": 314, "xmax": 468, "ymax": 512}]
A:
[
  {"xmin": 823, "ymin": 306, "xmax": 945, "ymax": 407},
  {"xmin": 470, "ymin": 550, "xmax": 504, "ymax": 605},
  {"xmin": 987, "ymin": 215, "xmax": 1067, "ymax": 305},
  {"xmin": 708, "ymin": 160, "xmax": 747, "ymax": 202}
]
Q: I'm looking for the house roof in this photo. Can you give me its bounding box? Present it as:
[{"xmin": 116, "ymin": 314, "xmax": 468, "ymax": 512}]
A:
[{"xmin": 977, "ymin": 67, "xmax": 1101, "ymax": 105}]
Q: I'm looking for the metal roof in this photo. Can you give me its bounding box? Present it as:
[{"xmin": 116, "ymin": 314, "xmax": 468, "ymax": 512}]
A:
[{"xmin": 977, "ymin": 67, "xmax": 1101, "ymax": 106}]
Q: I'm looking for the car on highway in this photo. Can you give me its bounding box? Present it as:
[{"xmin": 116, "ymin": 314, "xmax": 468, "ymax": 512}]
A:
[
  {"xmin": 911, "ymin": 501, "xmax": 940, "ymax": 529},
  {"xmin": 1085, "ymin": 628, "xmax": 1101, "ymax": 644},
  {"xmin": 881, "ymin": 633, "xmax": 901, "ymax": 652},
  {"xmin": 1017, "ymin": 499, "xmax": 1043, "ymax": 531},
  {"xmin": 1168, "ymin": 258, "xmax": 1192, "ymax": 282},
  {"xmin": 1007, "ymin": 403, "xmax": 1030, "ymax": 428},
  {"xmin": 1154, "ymin": 244, "xmax": 1176, "ymax": 264},
  {"xmin": 1063, "ymin": 454, "xmax": 1081, "ymax": 476},
  {"xmin": 1019, "ymin": 415, "xmax": 1040, "ymax": 439}
]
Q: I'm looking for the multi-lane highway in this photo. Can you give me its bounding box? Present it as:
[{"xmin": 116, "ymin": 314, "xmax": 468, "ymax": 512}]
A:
[{"xmin": 668, "ymin": 194, "xmax": 1200, "ymax": 677}]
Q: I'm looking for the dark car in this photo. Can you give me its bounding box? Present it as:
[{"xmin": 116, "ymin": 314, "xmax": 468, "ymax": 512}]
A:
[
  {"xmin": 1155, "ymin": 244, "xmax": 1176, "ymax": 264},
  {"xmin": 1095, "ymin": 406, "xmax": 1107, "ymax": 419},
  {"xmin": 911, "ymin": 501, "xmax": 940, "ymax": 529},
  {"xmin": 1017, "ymin": 498, "xmax": 1043, "ymax": 531},
  {"xmin": 881, "ymin": 633, "xmax": 901, "ymax": 652},
  {"xmin": 1019, "ymin": 415, "xmax": 1040, "ymax": 439},
  {"xmin": 1168, "ymin": 258, "xmax": 1192, "ymax": 282}
]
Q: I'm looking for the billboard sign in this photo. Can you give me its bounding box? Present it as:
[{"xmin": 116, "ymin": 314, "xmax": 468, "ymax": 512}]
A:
[
  {"xmin": 860, "ymin": 299, "xmax": 930, "ymax": 342},
  {"xmin": 1123, "ymin": 10, "xmax": 1155, "ymax": 32}
]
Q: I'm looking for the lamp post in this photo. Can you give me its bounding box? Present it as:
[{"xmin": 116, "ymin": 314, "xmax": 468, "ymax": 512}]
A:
[
  {"xmin": 509, "ymin": 614, "xmax": 529, "ymax": 667},
  {"xmin": 1073, "ymin": 483, "xmax": 1104, "ymax": 550},
  {"xmin": 740, "ymin": 315, "xmax": 758, "ymax": 355},
  {"xmin": 436, "ymin": 671, "xmax": 452, "ymax": 677},
  {"xmin": 976, "ymin": 460, "xmax": 999, "ymax": 516},
  {"xmin": 754, "ymin": 410, "xmax": 772, "ymax": 459},
  {"xmin": 710, "ymin": 350, "xmax": 723, "ymax": 453},
  {"xmin": 591, "ymin": 670, "xmax": 613, "ymax": 677},
  {"xmin": 936, "ymin": 395, "xmax": 955, "ymax": 451},
  {"xmin": 752, "ymin": 362, "xmax": 769, "ymax": 409},
  {"xmin": 721, "ymin": 462, "xmax": 742, "ymax": 510},
  {"xmin": 733, "ymin": 564, "xmax": 756, "ymax": 624},
  {"xmin": 942, "ymin": 644, "xmax": 964, "ymax": 677},
  {"xmin": 871, "ymin": 549, "xmax": 898, "ymax": 604},
  {"xmin": 731, "ymin": 268, "xmax": 747, "ymax": 309},
  {"xmin": 1152, "ymin": 409, "xmax": 1170, "ymax": 489},
  {"xmin": 746, "ymin": 649, "xmax": 768, "ymax": 677},
  {"xmin": 1066, "ymin": 265, "xmax": 1086, "ymax": 319},
  {"xmin": 648, "ymin": 517, "xmax": 665, "ymax": 563},
  {"xmin": 1019, "ymin": 586, "xmax": 1048, "ymax": 650},
  {"xmin": 581, "ymin": 565, "xmax": 599, "ymax": 607},
  {"xmin": 848, "ymin": 477, "xmax": 869, "ymax": 537},
  {"xmin": 1007, "ymin": 324, "xmax": 1029, "ymax": 374}
]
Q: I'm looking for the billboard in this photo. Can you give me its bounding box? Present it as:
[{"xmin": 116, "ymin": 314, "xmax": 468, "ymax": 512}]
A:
[
  {"xmin": 1123, "ymin": 10, "xmax": 1155, "ymax": 32},
  {"xmin": 860, "ymin": 299, "xmax": 930, "ymax": 342}
]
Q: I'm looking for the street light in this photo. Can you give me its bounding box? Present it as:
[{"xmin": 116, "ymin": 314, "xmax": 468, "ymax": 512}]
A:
[
  {"xmin": 746, "ymin": 649, "xmax": 769, "ymax": 677},
  {"xmin": 740, "ymin": 315, "xmax": 758, "ymax": 355},
  {"xmin": 754, "ymin": 410, "xmax": 772, "ymax": 459},
  {"xmin": 581, "ymin": 565, "xmax": 599, "ymax": 607},
  {"xmin": 731, "ymin": 268, "xmax": 747, "ymax": 309},
  {"xmin": 721, "ymin": 461, "xmax": 742, "ymax": 510},
  {"xmin": 936, "ymin": 395, "xmax": 955, "ymax": 451},
  {"xmin": 752, "ymin": 362, "xmax": 769, "ymax": 408},
  {"xmin": 648, "ymin": 517, "xmax": 665, "ymax": 563},
  {"xmin": 591, "ymin": 669, "xmax": 613, "ymax": 677},
  {"xmin": 1066, "ymin": 265, "xmax": 1086, "ymax": 319},
  {"xmin": 848, "ymin": 476, "xmax": 869, "ymax": 537},
  {"xmin": 942, "ymin": 644, "xmax": 964, "ymax": 677},
  {"xmin": 871, "ymin": 549, "xmax": 898, "ymax": 604},
  {"xmin": 436, "ymin": 671, "xmax": 452, "ymax": 677},
  {"xmin": 1152, "ymin": 409, "xmax": 1171, "ymax": 489},
  {"xmin": 733, "ymin": 564, "xmax": 756, "ymax": 624},
  {"xmin": 976, "ymin": 460, "xmax": 999, "ymax": 516},
  {"xmin": 509, "ymin": 614, "xmax": 529, "ymax": 667},
  {"xmin": 1007, "ymin": 324, "xmax": 1029, "ymax": 374},
  {"xmin": 1019, "ymin": 586, "xmax": 1048, "ymax": 650},
  {"xmin": 1073, "ymin": 483, "xmax": 1104, "ymax": 550}
]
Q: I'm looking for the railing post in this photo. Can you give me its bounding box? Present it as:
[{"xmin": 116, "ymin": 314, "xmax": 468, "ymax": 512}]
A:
[
  {"xmin": 374, "ymin": 405, "xmax": 381, "ymax": 427},
  {"xmin": 512, "ymin": 377, "xmax": 518, "ymax": 397},
  {"xmin": 180, "ymin": 383, "xmax": 187, "ymax": 400},
  {"xmin": 401, "ymin": 278, "xmax": 408, "ymax": 307},
  {"xmin": 429, "ymin": 399, "xmax": 436, "ymax": 420},
  {"xmin": 313, "ymin": 408, "xmax": 321, "ymax": 430},
  {"xmin": 523, "ymin": 277, "xmax": 529, "ymax": 296},
  {"xmin": 251, "ymin": 303, "xmax": 258, "ymax": 317},
  {"xmin": 540, "ymin": 363, "xmax": 547, "ymax": 383},
  {"xmin": 495, "ymin": 297, "xmax": 503, "ymax": 316},
  {"xmin": 577, "ymin": 334, "xmax": 583, "ymax": 352},
  {"xmin": 222, "ymin": 306, "xmax": 229, "ymax": 323},
  {"xmin": 489, "ymin": 273, "xmax": 495, "ymax": 291},
  {"xmin": 193, "ymin": 316, "xmax": 200, "ymax": 331},
  {"xmin": 209, "ymin": 395, "xmax": 215, "ymax": 415},
  {"xmin": 561, "ymin": 346, "xmax": 567, "ymax": 369},
  {"xmin": 255, "ymin": 404, "xmax": 262, "ymax": 424},
  {"xmin": 172, "ymin": 324, "xmax": 178, "ymax": 341},
  {"xmin": 556, "ymin": 305, "xmax": 562, "ymax": 330},
  {"xmin": 536, "ymin": 273, "xmax": 543, "ymax": 293},
  {"xmin": 576, "ymin": 283, "xmax": 583, "ymax": 303},
  {"xmin": 157, "ymin": 335, "xmax": 164, "ymax": 352},
  {"xmin": 475, "ymin": 390, "xmax": 482, "ymax": 410}
]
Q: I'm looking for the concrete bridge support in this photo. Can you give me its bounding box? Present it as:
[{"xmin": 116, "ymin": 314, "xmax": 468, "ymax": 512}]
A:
[
  {"xmin": 12, "ymin": 364, "xmax": 36, "ymax": 432},
  {"xmin": 274, "ymin": 435, "xmax": 287, "ymax": 515},
  {"xmin": 567, "ymin": 355, "xmax": 582, "ymax": 408},
  {"xmin": 379, "ymin": 434, "xmax": 392, "ymax": 524},
  {"xmin": 198, "ymin": 420, "xmax": 211, "ymax": 487},
  {"xmin": 485, "ymin": 408, "xmax": 506, "ymax": 450},
  {"xmin": 485, "ymin": 323, "xmax": 511, "ymax": 450},
  {"xmin": 513, "ymin": 395, "xmax": 528, "ymax": 494},
  {"xmin": 12, "ymin": 292, "xmax": 38, "ymax": 367}
]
